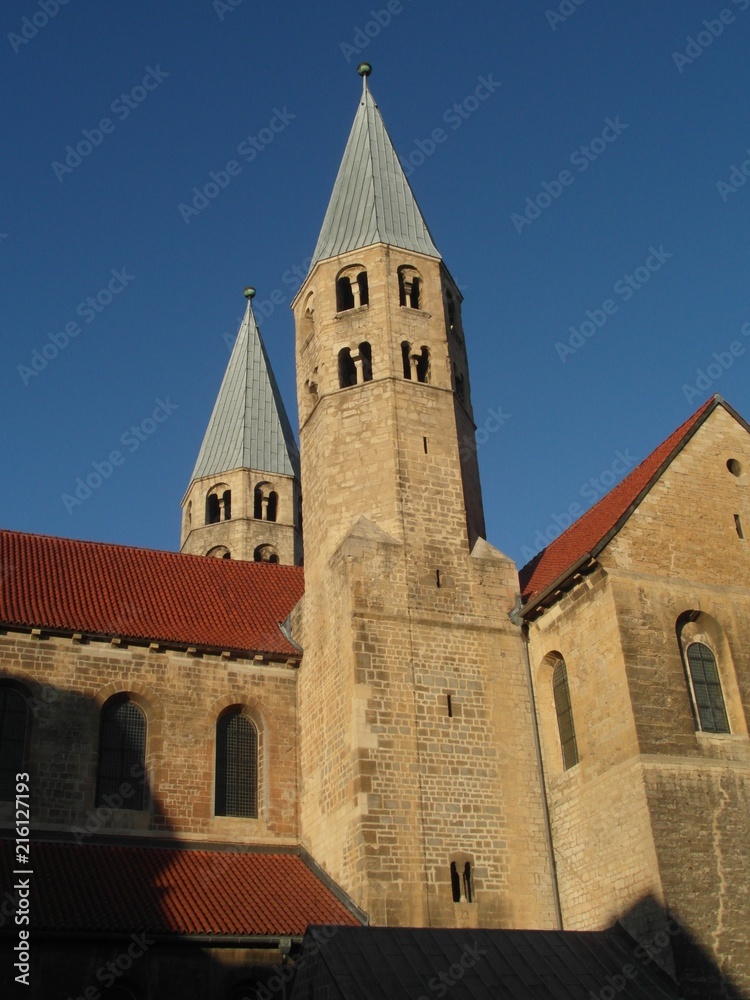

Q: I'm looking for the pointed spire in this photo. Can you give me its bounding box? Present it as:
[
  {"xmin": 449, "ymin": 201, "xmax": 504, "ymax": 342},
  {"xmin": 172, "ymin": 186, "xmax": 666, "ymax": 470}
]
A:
[
  {"xmin": 190, "ymin": 291, "xmax": 299, "ymax": 483},
  {"xmin": 310, "ymin": 65, "xmax": 441, "ymax": 268}
]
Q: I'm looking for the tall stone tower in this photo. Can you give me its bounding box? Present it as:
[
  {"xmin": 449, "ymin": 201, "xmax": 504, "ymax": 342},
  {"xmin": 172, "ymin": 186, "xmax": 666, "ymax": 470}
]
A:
[
  {"xmin": 292, "ymin": 66, "xmax": 557, "ymax": 929},
  {"xmin": 181, "ymin": 290, "xmax": 302, "ymax": 565}
]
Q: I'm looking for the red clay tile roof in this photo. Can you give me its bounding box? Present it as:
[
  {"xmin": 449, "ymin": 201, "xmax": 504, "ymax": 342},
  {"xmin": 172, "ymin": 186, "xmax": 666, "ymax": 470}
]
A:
[
  {"xmin": 518, "ymin": 397, "xmax": 719, "ymax": 607},
  {"xmin": 0, "ymin": 531, "xmax": 304, "ymax": 656},
  {"xmin": 0, "ymin": 840, "xmax": 360, "ymax": 936}
]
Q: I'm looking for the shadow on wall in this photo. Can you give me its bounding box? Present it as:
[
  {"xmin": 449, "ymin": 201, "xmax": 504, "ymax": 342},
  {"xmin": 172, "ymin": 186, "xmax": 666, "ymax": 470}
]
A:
[
  {"xmin": 620, "ymin": 894, "xmax": 747, "ymax": 1000},
  {"xmin": 0, "ymin": 672, "xmax": 284, "ymax": 1000}
]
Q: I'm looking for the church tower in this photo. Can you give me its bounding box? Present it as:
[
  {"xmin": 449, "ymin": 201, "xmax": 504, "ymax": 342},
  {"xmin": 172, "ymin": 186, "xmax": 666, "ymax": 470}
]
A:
[
  {"xmin": 181, "ymin": 289, "xmax": 302, "ymax": 565},
  {"xmin": 293, "ymin": 66, "xmax": 557, "ymax": 929}
]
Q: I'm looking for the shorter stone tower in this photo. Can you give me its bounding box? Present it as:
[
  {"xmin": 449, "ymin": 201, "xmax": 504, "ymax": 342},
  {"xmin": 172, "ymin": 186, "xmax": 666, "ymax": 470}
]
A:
[{"xmin": 181, "ymin": 289, "xmax": 302, "ymax": 565}]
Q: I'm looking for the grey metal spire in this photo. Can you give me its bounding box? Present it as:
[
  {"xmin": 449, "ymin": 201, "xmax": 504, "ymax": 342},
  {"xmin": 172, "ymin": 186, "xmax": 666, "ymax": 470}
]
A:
[
  {"xmin": 190, "ymin": 293, "xmax": 299, "ymax": 483},
  {"xmin": 310, "ymin": 66, "xmax": 441, "ymax": 268}
]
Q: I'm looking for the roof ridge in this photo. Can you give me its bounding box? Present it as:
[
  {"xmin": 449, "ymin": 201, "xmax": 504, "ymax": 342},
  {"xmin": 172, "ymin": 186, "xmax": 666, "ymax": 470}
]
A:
[
  {"xmin": 0, "ymin": 526, "xmax": 303, "ymax": 570},
  {"xmin": 519, "ymin": 394, "xmax": 722, "ymax": 606}
]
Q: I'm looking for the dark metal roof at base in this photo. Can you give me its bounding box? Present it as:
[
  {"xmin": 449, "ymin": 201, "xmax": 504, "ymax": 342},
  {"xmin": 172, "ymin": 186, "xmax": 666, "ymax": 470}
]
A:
[{"xmin": 289, "ymin": 925, "xmax": 682, "ymax": 1000}]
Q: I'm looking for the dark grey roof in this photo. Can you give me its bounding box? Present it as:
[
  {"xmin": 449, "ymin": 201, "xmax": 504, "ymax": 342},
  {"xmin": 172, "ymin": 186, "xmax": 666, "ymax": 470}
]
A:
[
  {"xmin": 288, "ymin": 925, "xmax": 683, "ymax": 1000},
  {"xmin": 190, "ymin": 302, "xmax": 299, "ymax": 483},
  {"xmin": 310, "ymin": 78, "xmax": 441, "ymax": 267}
]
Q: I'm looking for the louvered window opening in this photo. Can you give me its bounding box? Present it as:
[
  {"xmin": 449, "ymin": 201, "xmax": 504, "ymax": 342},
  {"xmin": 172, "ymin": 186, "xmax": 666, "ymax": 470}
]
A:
[
  {"xmin": 216, "ymin": 714, "xmax": 258, "ymax": 818},
  {"xmin": 0, "ymin": 688, "xmax": 28, "ymax": 801},
  {"xmin": 97, "ymin": 700, "xmax": 146, "ymax": 809},
  {"xmin": 686, "ymin": 643, "xmax": 730, "ymax": 733},
  {"xmin": 553, "ymin": 659, "xmax": 579, "ymax": 770}
]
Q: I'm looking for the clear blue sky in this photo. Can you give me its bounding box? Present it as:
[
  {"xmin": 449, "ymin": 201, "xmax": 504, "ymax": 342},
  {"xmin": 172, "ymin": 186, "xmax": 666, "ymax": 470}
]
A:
[{"xmin": 2, "ymin": 0, "xmax": 749, "ymax": 567}]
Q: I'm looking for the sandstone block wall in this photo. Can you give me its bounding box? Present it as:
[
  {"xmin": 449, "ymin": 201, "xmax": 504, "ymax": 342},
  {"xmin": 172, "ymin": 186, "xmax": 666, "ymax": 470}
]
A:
[{"xmin": 0, "ymin": 630, "xmax": 299, "ymax": 845}]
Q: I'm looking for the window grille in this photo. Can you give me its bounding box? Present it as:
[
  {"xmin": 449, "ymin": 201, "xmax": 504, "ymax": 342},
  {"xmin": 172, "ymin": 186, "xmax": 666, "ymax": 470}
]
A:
[
  {"xmin": 686, "ymin": 643, "xmax": 730, "ymax": 734},
  {"xmin": 552, "ymin": 658, "xmax": 579, "ymax": 770},
  {"xmin": 215, "ymin": 712, "xmax": 258, "ymax": 818},
  {"xmin": 97, "ymin": 698, "xmax": 146, "ymax": 809}
]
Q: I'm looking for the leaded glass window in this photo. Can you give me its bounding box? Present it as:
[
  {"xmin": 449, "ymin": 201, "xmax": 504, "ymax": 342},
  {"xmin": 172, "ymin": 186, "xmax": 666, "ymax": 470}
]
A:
[
  {"xmin": 686, "ymin": 643, "xmax": 730, "ymax": 734},
  {"xmin": 553, "ymin": 658, "xmax": 579, "ymax": 770},
  {"xmin": 215, "ymin": 712, "xmax": 258, "ymax": 818},
  {"xmin": 96, "ymin": 697, "xmax": 146, "ymax": 809}
]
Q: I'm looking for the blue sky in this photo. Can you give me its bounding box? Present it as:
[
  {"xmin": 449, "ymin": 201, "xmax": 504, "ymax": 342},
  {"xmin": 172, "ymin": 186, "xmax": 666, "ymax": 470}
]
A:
[{"xmin": 2, "ymin": 0, "xmax": 749, "ymax": 567}]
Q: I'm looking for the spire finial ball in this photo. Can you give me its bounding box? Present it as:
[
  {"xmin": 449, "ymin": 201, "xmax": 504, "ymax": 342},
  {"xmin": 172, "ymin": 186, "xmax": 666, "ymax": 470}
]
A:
[
  {"xmin": 357, "ymin": 63, "xmax": 372, "ymax": 78},
  {"xmin": 243, "ymin": 286, "xmax": 256, "ymax": 300}
]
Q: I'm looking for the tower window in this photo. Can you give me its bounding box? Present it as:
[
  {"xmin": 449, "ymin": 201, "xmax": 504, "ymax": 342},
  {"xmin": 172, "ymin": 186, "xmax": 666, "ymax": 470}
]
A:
[
  {"xmin": 207, "ymin": 545, "xmax": 231, "ymax": 559},
  {"xmin": 446, "ymin": 290, "xmax": 457, "ymax": 330},
  {"xmin": 462, "ymin": 862, "xmax": 473, "ymax": 903},
  {"xmin": 398, "ymin": 266, "xmax": 422, "ymax": 309},
  {"xmin": 0, "ymin": 686, "xmax": 30, "ymax": 802},
  {"xmin": 401, "ymin": 341, "xmax": 412, "ymax": 380},
  {"xmin": 96, "ymin": 696, "xmax": 146, "ymax": 810},
  {"xmin": 453, "ymin": 363, "xmax": 465, "ymax": 403},
  {"xmin": 336, "ymin": 266, "xmax": 369, "ymax": 311},
  {"xmin": 267, "ymin": 491, "xmax": 278, "ymax": 522},
  {"xmin": 735, "ymin": 514, "xmax": 744, "ymax": 539},
  {"xmin": 358, "ymin": 341, "xmax": 373, "ymax": 382},
  {"xmin": 215, "ymin": 710, "xmax": 258, "ymax": 818},
  {"xmin": 336, "ymin": 276, "xmax": 355, "ymax": 311},
  {"xmin": 552, "ymin": 657, "xmax": 578, "ymax": 770},
  {"xmin": 206, "ymin": 485, "xmax": 230, "ymax": 524},
  {"xmin": 254, "ymin": 544, "xmax": 279, "ymax": 564},
  {"xmin": 338, "ymin": 348, "xmax": 357, "ymax": 388},
  {"xmin": 416, "ymin": 346, "xmax": 429, "ymax": 384},
  {"xmin": 357, "ymin": 271, "xmax": 369, "ymax": 306},
  {"xmin": 450, "ymin": 862, "xmax": 460, "ymax": 902},
  {"xmin": 685, "ymin": 643, "xmax": 730, "ymax": 734},
  {"xmin": 449, "ymin": 855, "xmax": 475, "ymax": 903},
  {"xmin": 206, "ymin": 494, "xmax": 220, "ymax": 525}
]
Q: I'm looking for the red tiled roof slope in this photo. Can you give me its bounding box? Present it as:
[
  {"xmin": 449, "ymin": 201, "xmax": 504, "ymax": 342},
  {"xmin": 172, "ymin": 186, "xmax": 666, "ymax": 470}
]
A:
[
  {"xmin": 519, "ymin": 397, "xmax": 717, "ymax": 605},
  {"xmin": 0, "ymin": 840, "xmax": 360, "ymax": 935},
  {"xmin": 0, "ymin": 531, "xmax": 304, "ymax": 655}
]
